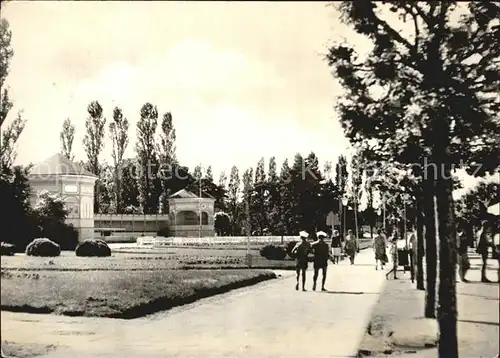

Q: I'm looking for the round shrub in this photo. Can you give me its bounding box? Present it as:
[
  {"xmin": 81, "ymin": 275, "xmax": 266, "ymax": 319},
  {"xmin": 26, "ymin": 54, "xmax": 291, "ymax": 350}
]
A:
[
  {"xmin": 259, "ymin": 244, "xmax": 287, "ymax": 261},
  {"xmin": 75, "ymin": 238, "xmax": 112, "ymax": 257},
  {"xmin": 286, "ymin": 241, "xmax": 298, "ymax": 259},
  {"xmin": 1, "ymin": 242, "xmax": 16, "ymax": 256},
  {"xmin": 26, "ymin": 238, "xmax": 61, "ymax": 257},
  {"xmin": 157, "ymin": 225, "xmax": 171, "ymax": 237}
]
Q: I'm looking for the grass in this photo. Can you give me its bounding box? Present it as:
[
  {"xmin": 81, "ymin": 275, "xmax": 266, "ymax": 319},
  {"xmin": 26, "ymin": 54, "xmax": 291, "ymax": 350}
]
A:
[
  {"xmin": 1, "ymin": 268, "xmax": 276, "ymax": 319},
  {"xmin": 0, "ymin": 248, "xmax": 298, "ymax": 271},
  {"xmin": 0, "ymin": 245, "xmax": 285, "ymax": 319},
  {"xmin": 1, "ymin": 341, "xmax": 57, "ymax": 358},
  {"xmin": 0, "ymin": 240, "xmax": 372, "ymax": 320}
]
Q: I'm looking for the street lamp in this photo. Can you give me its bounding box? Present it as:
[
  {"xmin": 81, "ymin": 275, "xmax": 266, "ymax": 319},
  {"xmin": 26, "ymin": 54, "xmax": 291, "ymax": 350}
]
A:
[
  {"xmin": 342, "ymin": 196, "xmax": 348, "ymax": 238},
  {"xmin": 401, "ymin": 193, "xmax": 411, "ymax": 248}
]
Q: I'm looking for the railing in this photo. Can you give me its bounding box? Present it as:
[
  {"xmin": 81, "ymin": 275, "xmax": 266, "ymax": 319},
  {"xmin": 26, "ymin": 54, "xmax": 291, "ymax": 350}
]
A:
[{"xmin": 135, "ymin": 235, "xmax": 301, "ymax": 247}]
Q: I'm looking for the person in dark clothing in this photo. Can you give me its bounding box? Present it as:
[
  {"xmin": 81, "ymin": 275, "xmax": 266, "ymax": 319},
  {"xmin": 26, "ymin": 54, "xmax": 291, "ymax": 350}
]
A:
[
  {"xmin": 292, "ymin": 230, "xmax": 311, "ymax": 291},
  {"xmin": 457, "ymin": 225, "xmax": 470, "ymax": 283},
  {"xmin": 330, "ymin": 229, "xmax": 342, "ymax": 264},
  {"xmin": 311, "ymin": 231, "xmax": 330, "ymax": 291},
  {"xmin": 476, "ymin": 220, "xmax": 492, "ymax": 283}
]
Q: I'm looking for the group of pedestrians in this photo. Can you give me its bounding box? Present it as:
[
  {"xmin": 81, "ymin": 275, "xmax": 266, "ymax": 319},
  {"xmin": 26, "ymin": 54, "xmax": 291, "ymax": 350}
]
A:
[
  {"xmin": 458, "ymin": 220, "xmax": 499, "ymax": 283},
  {"xmin": 368, "ymin": 219, "xmax": 499, "ymax": 283},
  {"xmin": 290, "ymin": 229, "xmax": 360, "ymax": 291},
  {"xmin": 372, "ymin": 228, "xmax": 401, "ymax": 279}
]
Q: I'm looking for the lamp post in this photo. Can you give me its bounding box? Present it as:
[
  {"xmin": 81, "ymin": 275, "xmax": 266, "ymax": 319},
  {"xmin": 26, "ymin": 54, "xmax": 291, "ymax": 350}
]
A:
[
  {"xmin": 244, "ymin": 185, "xmax": 251, "ymax": 266},
  {"xmin": 354, "ymin": 195, "xmax": 359, "ymax": 245},
  {"xmin": 402, "ymin": 193, "xmax": 410, "ymax": 248},
  {"xmin": 173, "ymin": 208, "xmax": 176, "ymax": 237},
  {"xmin": 197, "ymin": 164, "xmax": 203, "ymax": 238},
  {"xmin": 382, "ymin": 193, "xmax": 387, "ymax": 230},
  {"xmin": 342, "ymin": 196, "xmax": 348, "ymax": 238}
]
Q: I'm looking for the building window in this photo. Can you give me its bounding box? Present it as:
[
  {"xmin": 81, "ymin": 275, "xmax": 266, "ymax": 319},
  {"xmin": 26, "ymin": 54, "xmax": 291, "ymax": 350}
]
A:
[{"xmin": 64, "ymin": 184, "xmax": 78, "ymax": 193}]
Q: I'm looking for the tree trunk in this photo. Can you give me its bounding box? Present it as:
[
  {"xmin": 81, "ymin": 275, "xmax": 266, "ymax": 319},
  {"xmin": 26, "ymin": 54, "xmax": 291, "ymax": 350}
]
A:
[
  {"xmin": 423, "ymin": 165, "xmax": 437, "ymax": 319},
  {"xmin": 416, "ymin": 191, "xmax": 425, "ymax": 290},
  {"xmin": 434, "ymin": 147, "xmax": 459, "ymax": 357}
]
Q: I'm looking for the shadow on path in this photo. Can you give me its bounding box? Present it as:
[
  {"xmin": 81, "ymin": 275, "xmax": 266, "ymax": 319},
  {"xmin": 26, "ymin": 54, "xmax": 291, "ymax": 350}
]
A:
[
  {"xmin": 318, "ymin": 291, "xmax": 380, "ymax": 295},
  {"xmin": 458, "ymin": 292, "xmax": 498, "ymax": 300},
  {"xmin": 459, "ymin": 319, "xmax": 499, "ymax": 327}
]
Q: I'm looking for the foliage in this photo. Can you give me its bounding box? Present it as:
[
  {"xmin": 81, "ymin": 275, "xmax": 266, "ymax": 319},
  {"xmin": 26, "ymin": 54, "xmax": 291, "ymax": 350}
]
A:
[
  {"xmin": 135, "ymin": 103, "xmax": 161, "ymax": 214},
  {"xmin": 96, "ymin": 162, "xmax": 114, "ymax": 213},
  {"xmin": 259, "ymin": 244, "xmax": 287, "ymax": 261},
  {"xmin": 249, "ymin": 157, "xmax": 267, "ymax": 234},
  {"xmin": 32, "ymin": 190, "xmax": 79, "ymax": 250},
  {"xmin": 0, "ymin": 165, "xmax": 37, "ymax": 250},
  {"xmin": 455, "ymin": 181, "xmax": 500, "ymax": 231},
  {"xmin": 227, "ymin": 165, "xmax": 240, "ymax": 234},
  {"xmin": 26, "ymin": 238, "xmax": 61, "ymax": 257},
  {"xmin": 157, "ymin": 225, "xmax": 171, "ymax": 237},
  {"xmin": 205, "ymin": 165, "xmax": 213, "ymax": 183},
  {"xmin": 109, "ymin": 106, "xmax": 129, "ymax": 213},
  {"xmin": 75, "ymin": 238, "xmax": 112, "ymax": 257},
  {"xmin": 327, "ymin": 2, "xmax": 500, "ymax": 355},
  {"xmin": 83, "ymin": 100, "xmax": 107, "ymax": 213},
  {"xmin": 218, "ymin": 170, "xmax": 228, "ymax": 189},
  {"xmin": 120, "ymin": 158, "xmax": 141, "ymax": 210},
  {"xmin": 214, "ymin": 212, "xmax": 231, "ymax": 236},
  {"xmin": 0, "ymin": 111, "xmax": 26, "ymax": 169},
  {"xmin": 1, "ymin": 242, "xmax": 15, "ymax": 256},
  {"xmin": 60, "ymin": 118, "xmax": 75, "ymax": 161},
  {"xmin": 0, "ymin": 18, "xmax": 14, "ymax": 128},
  {"xmin": 157, "ymin": 112, "xmax": 177, "ymax": 213}
]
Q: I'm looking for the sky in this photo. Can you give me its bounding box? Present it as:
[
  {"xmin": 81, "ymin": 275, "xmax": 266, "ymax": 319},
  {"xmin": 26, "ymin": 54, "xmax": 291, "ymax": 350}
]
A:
[
  {"xmin": 2, "ymin": 1, "xmax": 497, "ymax": 195},
  {"xmin": 2, "ymin": 1, "xmax": 358, "ymax": 179}
]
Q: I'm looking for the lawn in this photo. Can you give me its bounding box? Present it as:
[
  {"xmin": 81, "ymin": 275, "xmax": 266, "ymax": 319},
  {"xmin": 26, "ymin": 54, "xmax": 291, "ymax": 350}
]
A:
[
  {"xmin": 1, "ymin": 240, "xmax": 372, "ymax": 319},
  {"xmin": 1, "ymin": 268, "xmax": 276, "ymax": 319},
  {"xmin": 0, "ymin": 247, "xmax": 298, "ymax": 271},
  {"xmin": 0, "ymin": 245, "xmax": 289, "ymax": 318}
]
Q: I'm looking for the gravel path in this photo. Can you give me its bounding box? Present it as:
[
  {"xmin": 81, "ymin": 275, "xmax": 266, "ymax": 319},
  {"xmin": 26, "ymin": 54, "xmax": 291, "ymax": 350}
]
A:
[{"xmin": 2, "ymin": 249, "xmax": 386, "ymax": 358}]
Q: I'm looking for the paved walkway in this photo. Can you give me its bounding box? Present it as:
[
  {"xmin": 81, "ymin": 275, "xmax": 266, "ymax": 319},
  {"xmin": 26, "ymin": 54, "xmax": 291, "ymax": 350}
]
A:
[{"xmin": 1, "ymin": 250, "xmax": 386, "ymax": 358}]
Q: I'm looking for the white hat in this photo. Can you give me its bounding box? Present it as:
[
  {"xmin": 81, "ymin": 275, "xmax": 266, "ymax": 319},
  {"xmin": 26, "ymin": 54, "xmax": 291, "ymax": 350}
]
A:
[
  {"xmin": 299, "ymin": 230, "xmax": 309, "ymax": 238},
  {"xmin": 316, "ymin": 231, "xmax": 327, "ymax": 237}
]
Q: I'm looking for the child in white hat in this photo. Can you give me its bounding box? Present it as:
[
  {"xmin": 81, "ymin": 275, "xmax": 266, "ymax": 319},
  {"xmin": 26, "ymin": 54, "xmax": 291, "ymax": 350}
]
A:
[{"xmin": 311, "ymin": 231, "xmax": 330, "ymax": 291}]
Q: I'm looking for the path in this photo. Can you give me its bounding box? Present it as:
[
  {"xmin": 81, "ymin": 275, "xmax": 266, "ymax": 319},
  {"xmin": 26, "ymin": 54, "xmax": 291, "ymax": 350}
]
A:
[{"xmin": 1, "ymin": 249, "xmax": 386, "ymax": 358}]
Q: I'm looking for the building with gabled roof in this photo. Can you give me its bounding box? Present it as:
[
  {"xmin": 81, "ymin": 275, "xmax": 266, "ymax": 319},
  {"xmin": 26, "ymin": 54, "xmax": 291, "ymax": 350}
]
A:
[
  {"xmin": 168, "ymin": 188, "xmax": 215, "ymax": 237},
  {"xmin": 28, "ymin": 153, "xmax": 97, "ymax": 240}
]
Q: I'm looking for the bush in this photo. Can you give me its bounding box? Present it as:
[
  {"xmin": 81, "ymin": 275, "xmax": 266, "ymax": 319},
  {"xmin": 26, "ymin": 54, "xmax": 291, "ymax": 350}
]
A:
[
  {"xmin": 75, "ymin": 238, "xmax": 112, "ymax": 257},
  {"xmin": 1, "ymin": 242, "xmax": 16, "ymax": 256},
  {"xmin": 40, "ymin": 222, "xmax": 79, "ymax": 251},
  {"xmin": 26, "ymin": 238, "xmax": 61, "ymax": 257},
  {"xmin": 157, "ymin": 226, "xmax": 171, "ymax": 237},
  {"xmin": 286, "ymin": 241, "xmax": 298, "ymax": 259},
  {"xmin": 259, "ymin": 244, "xmax": 287, "ymax": 261}
]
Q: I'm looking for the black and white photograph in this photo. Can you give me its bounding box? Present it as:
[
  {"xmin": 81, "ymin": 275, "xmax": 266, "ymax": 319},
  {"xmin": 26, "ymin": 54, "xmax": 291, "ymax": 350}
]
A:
[{"xmin": 1, "ymin": 1, "xmax": 499, "ymax": 357}]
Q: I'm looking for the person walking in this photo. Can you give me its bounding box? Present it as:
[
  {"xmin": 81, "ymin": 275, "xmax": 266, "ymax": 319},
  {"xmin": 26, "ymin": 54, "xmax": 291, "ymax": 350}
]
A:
[
  {"xmin": 344, "ymin": 229, "xmax": 358, "ymax": 265},
  {"xmin": 493, "ymin": 231, "xmax": 499, "ymax": 283},
  {"xmin": 311, "ymin": 231, "xmax": 330, "ymax": 291},
  {"xmin": 292, "ymin": 230, "xmax": 311, "ymax": 291},
  {"xmin": 457, "ymin": 225, "xmax": 470, "ymax": 283},
  {"xmin": 476, "ymin": 220, "xmax": 492, "ymax": 282},
  {"xmin": 330, "ymin": 229, "xmax": 342, "ymax": 264},
  {"xmin": 386, "ymin": 232, "xmax": 399, "ymax": 280},
  {"xmin": 373, "ymin": 228, "xmax": 387, "ymax": 270},
  {"xmin": 408, "ymin": 229, "xmax": 417, "ymax": 283}
]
